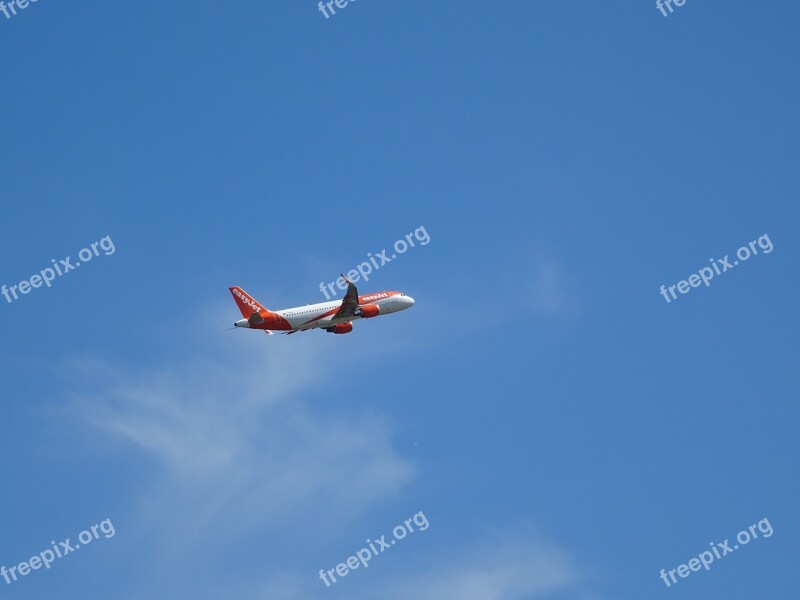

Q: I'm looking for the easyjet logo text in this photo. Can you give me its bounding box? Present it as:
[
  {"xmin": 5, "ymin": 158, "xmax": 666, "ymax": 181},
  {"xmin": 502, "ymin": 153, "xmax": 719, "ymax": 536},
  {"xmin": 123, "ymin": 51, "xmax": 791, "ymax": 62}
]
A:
[{"xmin": 234, "ymin": 289, "xmax": 260, "ymax": 311}]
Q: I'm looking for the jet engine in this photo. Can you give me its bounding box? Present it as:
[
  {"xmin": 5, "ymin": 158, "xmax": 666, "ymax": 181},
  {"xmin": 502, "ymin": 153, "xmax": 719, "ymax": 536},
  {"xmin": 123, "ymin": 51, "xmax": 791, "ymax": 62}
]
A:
[
  {"xmin": 325, "ymin": 322, "xmax": 353, "ymax": 334},
  {"xmin": 354, "ymin": 304, "xmax": 381, "ymax": 318}
]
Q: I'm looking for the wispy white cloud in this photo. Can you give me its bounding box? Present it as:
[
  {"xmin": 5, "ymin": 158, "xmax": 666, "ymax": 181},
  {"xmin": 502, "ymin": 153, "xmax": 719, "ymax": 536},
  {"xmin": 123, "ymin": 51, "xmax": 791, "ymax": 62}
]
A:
[
  {"xmin": 376, "ymin": 531, "xmax": 580, "ymax": 600},
  {"xmin": 66, "ymin": 313, "xmax": 414, "ymax": 595},
  {"xmin": 250, "ymin": 527, "xmax": 585, "ymax": 600}
]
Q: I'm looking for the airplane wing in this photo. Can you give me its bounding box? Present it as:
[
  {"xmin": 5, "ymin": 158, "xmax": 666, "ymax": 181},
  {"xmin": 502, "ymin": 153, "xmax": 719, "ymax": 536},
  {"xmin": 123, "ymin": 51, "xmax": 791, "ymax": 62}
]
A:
[{"xmin": 332, "ymin": 274, "xmax": 359, "ymax": 319}]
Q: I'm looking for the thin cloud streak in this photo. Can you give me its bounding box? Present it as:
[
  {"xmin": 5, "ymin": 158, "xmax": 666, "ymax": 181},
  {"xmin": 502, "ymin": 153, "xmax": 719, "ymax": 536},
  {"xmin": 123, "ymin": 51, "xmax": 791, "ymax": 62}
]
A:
[{"xmin": 66, "ymin": 325, "xmax": 414, "ymax": 594}]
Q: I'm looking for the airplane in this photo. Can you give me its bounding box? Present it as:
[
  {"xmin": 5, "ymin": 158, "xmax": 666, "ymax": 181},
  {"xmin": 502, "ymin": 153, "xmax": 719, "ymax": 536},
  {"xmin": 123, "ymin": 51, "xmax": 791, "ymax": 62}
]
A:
[{"xmin": 229, "ymin": 275, "xmax": 415, "ymax": 335}]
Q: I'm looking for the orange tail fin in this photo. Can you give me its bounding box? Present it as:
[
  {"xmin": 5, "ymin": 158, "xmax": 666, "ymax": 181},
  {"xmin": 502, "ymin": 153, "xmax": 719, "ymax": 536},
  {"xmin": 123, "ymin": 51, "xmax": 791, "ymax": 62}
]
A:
[{"xmin": 229, "ymin": 286, "xmax": 267, "ymax": 318}]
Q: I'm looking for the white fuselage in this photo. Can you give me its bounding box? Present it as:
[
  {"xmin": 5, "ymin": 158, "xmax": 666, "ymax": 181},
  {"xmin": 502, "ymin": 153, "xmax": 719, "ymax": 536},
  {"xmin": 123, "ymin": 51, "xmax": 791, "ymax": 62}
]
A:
[{"xmin": 278, "ymin": 293, "xmax": 413, "ymax": 330}]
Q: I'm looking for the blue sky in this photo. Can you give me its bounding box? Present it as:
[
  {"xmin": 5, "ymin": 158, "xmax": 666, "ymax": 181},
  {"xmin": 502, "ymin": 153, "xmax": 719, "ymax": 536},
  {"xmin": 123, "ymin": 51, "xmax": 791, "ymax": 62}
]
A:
[{"xmin": 1, "ymin": 1, "xmax": 798, "ymax": 598}]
